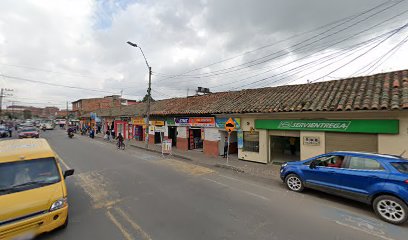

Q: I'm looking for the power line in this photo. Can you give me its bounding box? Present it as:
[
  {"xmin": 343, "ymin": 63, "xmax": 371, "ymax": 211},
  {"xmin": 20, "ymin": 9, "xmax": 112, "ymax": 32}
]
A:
[
  {"xmin": 0, "ymin": 63, "xmax": 109, "ymax": 80},
  {"xmin": 154, "ymin": 0, "xmax": 403, "ymax": 83},
  {"xmin": 0, "ymin": 74, "xmax": 119, "ymax": 94},
  {"xmin": 210, "ymin": 17, "xmax": 407, "ymax": 90},
  {"xmin": 351, "ymin": 33, "xmax": 408, "ymax": 76},
  {"xmin": 308, "ymin": 23, "xmax": 408, "ymax": 84}
]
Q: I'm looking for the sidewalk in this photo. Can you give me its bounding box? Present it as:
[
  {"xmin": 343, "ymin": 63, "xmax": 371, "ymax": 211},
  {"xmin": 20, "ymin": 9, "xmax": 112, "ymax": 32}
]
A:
[{"xmin": 94, "ymin": 133, "xmax": 281, "ymax": 180}]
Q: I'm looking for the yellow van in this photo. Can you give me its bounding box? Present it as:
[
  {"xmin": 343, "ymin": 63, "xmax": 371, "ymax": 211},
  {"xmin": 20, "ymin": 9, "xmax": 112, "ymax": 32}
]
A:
[{"xmin": 0, "ymin": 138, "xmax": 74, "ymax": 239}]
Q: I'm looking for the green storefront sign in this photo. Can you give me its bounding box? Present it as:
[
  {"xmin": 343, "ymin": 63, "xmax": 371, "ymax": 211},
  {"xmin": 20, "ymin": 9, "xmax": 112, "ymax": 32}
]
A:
[{"xmin": 255, "ymin": 119, "xmax": 399, "ymax": 134}]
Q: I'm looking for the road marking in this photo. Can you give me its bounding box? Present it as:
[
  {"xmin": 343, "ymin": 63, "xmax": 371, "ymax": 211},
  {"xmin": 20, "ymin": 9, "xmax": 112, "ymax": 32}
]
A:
[
  {"xmin": 203, "ymin": 177, "xmax": 269, "ymax": 201},
  {"xmin": 116, "ymin": 207, "xmax": 152, "ymax": 240},
  {"xmin": 155, "ymin": 159, "xmax": 214, "ymax": 176},
  {"xmin": 59, "ymin": 157, "xmax": 71, "ymax": 170},
  {"xmin": 106, "ymin": 210, "xmax": 134, "ymax": 240},
  {"xmin": 75, "ymin": 171, "xmax": 121, "ymax": 209}
]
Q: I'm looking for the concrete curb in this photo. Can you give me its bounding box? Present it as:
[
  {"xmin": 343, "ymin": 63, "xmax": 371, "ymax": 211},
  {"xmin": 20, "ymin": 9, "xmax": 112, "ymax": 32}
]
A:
[{"xmin": 214, "ymin": 164, "xmax": 245, "ymax": 173}]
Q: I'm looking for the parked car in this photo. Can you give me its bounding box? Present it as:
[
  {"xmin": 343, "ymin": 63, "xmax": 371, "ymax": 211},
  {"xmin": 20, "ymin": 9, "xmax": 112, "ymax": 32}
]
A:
[
  {"xmin": 0, "ymin": 125, "xmax": 9, "ymax": 138},
  {"xmin": 280, "ymin": 151, "xmax": 408, "ymax": 225},
  {"xmin": 18, "ymin": 127, "xmax": 40, "ymax": 138}
]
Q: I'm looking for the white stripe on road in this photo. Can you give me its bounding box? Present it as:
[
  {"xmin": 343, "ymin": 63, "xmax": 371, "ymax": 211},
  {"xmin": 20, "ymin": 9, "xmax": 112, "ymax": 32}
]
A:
[{"xmin": 203, "ymin": 177, "xmax": 269, "ymax": 201}]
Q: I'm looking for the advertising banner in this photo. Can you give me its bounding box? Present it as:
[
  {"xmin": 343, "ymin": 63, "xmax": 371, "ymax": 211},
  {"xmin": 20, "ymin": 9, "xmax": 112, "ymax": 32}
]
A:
[
  {"xmin": 237, "ymin": 130, "xmax": 244, "ymax": 149},
  {"xmin": 133, "ymin": 117, "xmax": 145, "ymax": 125},
  {"xmin": 175, "ymin": 117, "xmax": 190, "ymax": 126},
  {"xmin": 216, "ymin": 117, "xmax": 241, "ymax": 129},
  {"xmin": 255, "ymin": 119, "xmax": 399, "ymax": 134},
  {"xmin": 190, "ymin": 117, "xmax": 215, "ymax": 127}
]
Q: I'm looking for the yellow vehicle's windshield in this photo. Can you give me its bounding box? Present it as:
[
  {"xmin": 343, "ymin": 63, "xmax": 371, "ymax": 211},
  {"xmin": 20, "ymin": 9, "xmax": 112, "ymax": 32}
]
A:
[{"xmin": 0, "ymin": 157, "xmax": 61, "ymax": 196}]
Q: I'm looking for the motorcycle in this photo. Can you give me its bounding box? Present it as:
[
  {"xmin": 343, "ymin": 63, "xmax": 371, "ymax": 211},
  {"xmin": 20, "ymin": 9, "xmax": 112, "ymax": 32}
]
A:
[
  {"xmin": 42, "ymin": 125, "xmax": 46, "ymax": 132},
  {"xmin": 68, "ymin": 132, "xmax": 74, "ymax": 138}
]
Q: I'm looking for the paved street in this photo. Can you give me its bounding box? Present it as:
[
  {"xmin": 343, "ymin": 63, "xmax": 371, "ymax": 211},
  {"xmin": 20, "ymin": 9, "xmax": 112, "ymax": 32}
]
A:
[{"xmin": 17, "ymin": 129, "xmax": 404, "ymax": 240}]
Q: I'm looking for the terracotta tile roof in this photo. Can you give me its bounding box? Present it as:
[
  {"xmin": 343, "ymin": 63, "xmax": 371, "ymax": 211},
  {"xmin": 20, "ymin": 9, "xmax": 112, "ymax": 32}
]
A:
[{"xmin": 83, "ymin": 69, "xmax": 408, "ymax": 118}]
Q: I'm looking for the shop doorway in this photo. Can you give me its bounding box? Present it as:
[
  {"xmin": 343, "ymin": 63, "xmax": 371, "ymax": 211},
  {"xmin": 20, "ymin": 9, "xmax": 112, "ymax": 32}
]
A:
[
  {"xmin": 270, "ymin": 136, "xmax": 300, "ymax": 163},
  {"xmin": 168, "ymin": 126, "xmax": 177, "ymax": 146},
  {"xmin": 134, "ymin": 126, "xmax": 143, "ymax": 141},
  {"xmin": 189, "ymin": 128, "xmax": 203, "ymax": 150},
  {"xmin": 219, "ymin": 131, "xmax": 238, "ymax": 156},
  {"xmin": 154, "ymin": 132, "xmax": 162, "ymax": 144}
]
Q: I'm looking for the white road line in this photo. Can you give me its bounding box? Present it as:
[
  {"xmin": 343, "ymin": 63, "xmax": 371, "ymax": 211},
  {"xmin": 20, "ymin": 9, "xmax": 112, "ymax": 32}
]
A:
[
  {"xmin": 115, "ymin": 207, "xmax": 152, "ymax": 240},
  {"xmin": 203, "ymin": 177, "xmax": 269, "ymax": 201},
  {"xmin": 59, "ymin": 157, "xmax": 71, "ymax": 170},
  {"xmin": 106, "ymin": 210, "xmax": 134, "ymax": 240}
]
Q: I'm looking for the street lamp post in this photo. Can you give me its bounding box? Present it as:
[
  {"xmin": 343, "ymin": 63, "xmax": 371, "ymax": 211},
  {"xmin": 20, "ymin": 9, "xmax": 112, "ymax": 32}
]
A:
[{"xmin": 127, "ymin": 41, "xmax": 152, "ymax": 149}]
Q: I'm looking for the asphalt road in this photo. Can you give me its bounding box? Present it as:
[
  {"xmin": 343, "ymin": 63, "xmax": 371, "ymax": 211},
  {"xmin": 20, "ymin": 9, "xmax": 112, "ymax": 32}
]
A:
[{"xmin": 24, "ymin": 129, "xmax": 408, "ymax": 240}]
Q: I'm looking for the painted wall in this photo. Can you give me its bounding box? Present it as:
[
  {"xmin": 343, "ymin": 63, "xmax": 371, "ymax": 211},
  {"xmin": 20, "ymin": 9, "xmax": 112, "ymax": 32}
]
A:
[
  {"xmin": 300, "ymin": 131, "xmax": 326, "ymax": 160},
  {"xmin": 238, "ymin": 117, "xmax": 269, "ymax": 163},
  {"xmin": 379, "ymin": 117, "xmax": 408, "ymax": 158}
]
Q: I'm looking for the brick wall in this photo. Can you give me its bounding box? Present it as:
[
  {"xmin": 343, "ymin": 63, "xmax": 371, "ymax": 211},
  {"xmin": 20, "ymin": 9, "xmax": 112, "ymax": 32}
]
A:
[
  {"xmin": 176, "ymin": 137, "xmax": 189, "ymax": 151},
  {"xmin": 204, "ymin": 140, "xmax": 219, "ymax": 157},
  {"xmin": 148, "ymin": 134, "xmax": 155, "ymax": 144}
]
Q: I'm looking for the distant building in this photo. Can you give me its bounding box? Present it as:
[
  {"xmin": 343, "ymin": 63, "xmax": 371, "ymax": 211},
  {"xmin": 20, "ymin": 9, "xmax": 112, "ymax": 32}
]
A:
[
  {"xmin": 72, "ymin": 95, "xmax": 138, "ymax": 116},
  {"xmin": 5, "ymin": 105, "xmax": 60, "ymax": 118}
]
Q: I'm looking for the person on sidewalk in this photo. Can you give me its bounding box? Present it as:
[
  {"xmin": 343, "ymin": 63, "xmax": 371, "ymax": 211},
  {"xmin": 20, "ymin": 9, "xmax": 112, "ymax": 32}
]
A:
[
  {"xmin": 105, "ymin": 129, "xmax": 111, "ymax": 141},
  {"xmin": 223, "ymin": 136, "xmax": 228, "ymax": 158}
]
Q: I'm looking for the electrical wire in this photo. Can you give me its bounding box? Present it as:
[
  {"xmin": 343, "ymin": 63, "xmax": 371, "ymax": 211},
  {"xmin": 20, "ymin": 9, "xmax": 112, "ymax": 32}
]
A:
[
  {"xmin": 350, "ymin": 33, "xmax": 408, "ymax": 76},
  {"xmin": 154, "ymin": 0, "xmax": 403, "ymax": 82},
  {"xmin": 0, "ymin": 74, "xmax": 119, "ymax": 94}
]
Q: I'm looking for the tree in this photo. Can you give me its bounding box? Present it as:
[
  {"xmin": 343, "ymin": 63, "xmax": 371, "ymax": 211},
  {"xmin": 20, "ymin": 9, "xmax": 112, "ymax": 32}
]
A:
[
  {"xmin": 141, "ymin": 94, "xmax": 155, "ymax": 103},
  {"xmin": 23, "ymin": 110, "xmax": 32, "ymax": 119}
]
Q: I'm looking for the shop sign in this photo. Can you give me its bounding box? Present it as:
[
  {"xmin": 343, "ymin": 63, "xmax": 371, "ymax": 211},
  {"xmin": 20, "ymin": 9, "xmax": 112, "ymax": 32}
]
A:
[
  {"xmin": 166, "ymin": 118, "xmax": 176, "ymax": 126},
  {"xmin": 303, "ymin": 136, "xmax": 320, "ymax": 146},
  {"xmin": 216, "ymin": 117, "xmax": 241, "ymax": 129},
  {"xmin": 133, "ymin": 117, "xmax": 145, "ymax": 125},
  {"xmin": 155, "ymin": 126, "xmax": 166, "ymax": 132},
  {"xmin": 191, "ymin": 117, "xmax": 215, "ymax": 127},
  {"xmin": 150, "ymin": 120, "xmax": 165, "ymax": 126},
  {"xmin": 237, "ymin": 130, "xmax": 244, "ymax": 149},
  {"xmin": 255, "ymin": 119, "xmax": 399, "ymax": 134},
  {"xmin": 175, "ymin": 117, "xmax": 190, "ymax": 126}
]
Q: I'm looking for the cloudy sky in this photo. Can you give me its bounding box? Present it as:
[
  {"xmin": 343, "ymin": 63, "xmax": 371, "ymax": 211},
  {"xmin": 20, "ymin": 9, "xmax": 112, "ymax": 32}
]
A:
[{"xmin": 1, "ymin": 0, "xmax": 408, "ymax": 109}]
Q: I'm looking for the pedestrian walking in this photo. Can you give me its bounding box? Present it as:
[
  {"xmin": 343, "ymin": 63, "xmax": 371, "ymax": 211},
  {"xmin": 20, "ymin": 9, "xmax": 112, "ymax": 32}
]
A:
[{"xmin": 223, "ymin": 136, "xmax": 228, "ymax": 158}]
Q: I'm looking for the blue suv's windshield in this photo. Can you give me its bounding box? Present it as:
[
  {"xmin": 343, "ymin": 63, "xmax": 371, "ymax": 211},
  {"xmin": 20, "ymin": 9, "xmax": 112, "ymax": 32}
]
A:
[{"xmin": 391, "ymin": 162, "xmax": 408, "ymax": 174}]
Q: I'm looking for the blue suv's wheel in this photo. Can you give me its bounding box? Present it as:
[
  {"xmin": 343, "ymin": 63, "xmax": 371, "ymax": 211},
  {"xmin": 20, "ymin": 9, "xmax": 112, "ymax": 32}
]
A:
[
  {"xmin": 285, "ymin": 174, "xmax": 304, "ymax": 192},
  {"xmin": 373, "ymin": 195, "xmax": 408, "ymax": 225}
]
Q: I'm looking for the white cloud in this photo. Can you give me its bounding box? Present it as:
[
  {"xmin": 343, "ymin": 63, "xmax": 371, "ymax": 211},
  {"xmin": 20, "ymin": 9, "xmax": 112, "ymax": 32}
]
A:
[{"xmin": 0, "ymin": 0, "xmax": 408, "ymax": 109}]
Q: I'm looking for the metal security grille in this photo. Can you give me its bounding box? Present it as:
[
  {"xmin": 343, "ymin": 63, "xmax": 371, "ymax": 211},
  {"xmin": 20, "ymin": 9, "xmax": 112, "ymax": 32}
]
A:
[{"xmin": 325, "ymin": 133, "xmax": 378, "ymax": 153}]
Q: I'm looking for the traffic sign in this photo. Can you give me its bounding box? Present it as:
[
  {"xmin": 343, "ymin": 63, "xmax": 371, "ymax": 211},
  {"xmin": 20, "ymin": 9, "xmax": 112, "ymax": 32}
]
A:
[{"xmin": 225, "ymin": 118, "xmax": 236, "ymax": 132}]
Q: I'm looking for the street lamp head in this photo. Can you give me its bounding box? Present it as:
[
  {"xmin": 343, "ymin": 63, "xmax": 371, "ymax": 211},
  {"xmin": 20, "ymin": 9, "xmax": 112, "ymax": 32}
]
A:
[{"xmin": 127, "ymin": 41, "xmax": 138, "ymax": 47}]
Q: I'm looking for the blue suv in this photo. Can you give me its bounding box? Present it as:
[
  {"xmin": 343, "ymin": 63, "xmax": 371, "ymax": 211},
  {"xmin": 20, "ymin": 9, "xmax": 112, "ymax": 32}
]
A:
[{"xmin": 280, "ymin": 151, "xmax": 408, "ymax": 225}]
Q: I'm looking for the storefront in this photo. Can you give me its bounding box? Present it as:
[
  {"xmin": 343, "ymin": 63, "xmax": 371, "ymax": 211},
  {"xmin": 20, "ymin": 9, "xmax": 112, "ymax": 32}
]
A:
[
  {"xmin": 166, "ymin": 118, "xmax": 177, "ymax": 146},
  {"xmin": 114, "ymin": 117, "xmax": 132, "ymax": 139},
  {"xmin": 215, "ymin": 117, "xmax": 241, "ymax": 156},
  {"xmin": 132, "ymin": 117, "xmax": 145, "ymax": 141},
  {"xmin": 255, "ymin": 119, "xmax": 399, "ymax": 163},
  {"xmin": 174, "ymin": 117, "xmax": 216, "ymax": 152},
  {"xmin": 150, "ymin": 120, "xmax": 165, "ymax": 144}
]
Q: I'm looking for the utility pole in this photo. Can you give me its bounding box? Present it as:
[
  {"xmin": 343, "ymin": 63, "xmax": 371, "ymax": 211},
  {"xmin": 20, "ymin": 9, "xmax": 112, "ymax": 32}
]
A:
[
  {"xmin": 66, "ymin": 101, "xmax": 68, "ymax": 128},
  {"xmin": 126, "ymin": 41, "xmax": 152, "ymax": 149},
  {"xmin": 0, "ymin": 88, "xmax": 13, "ymax": 117},
  {"xmin": 0, "ymin": 88, "xmax": 3, "ymax": 116}
]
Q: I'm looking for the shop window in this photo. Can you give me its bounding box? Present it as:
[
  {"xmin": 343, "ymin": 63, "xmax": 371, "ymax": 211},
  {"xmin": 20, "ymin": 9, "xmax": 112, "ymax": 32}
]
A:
[{"xmin": 243, "ymin": 131, "xmax": 259, "ymax": 152}]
